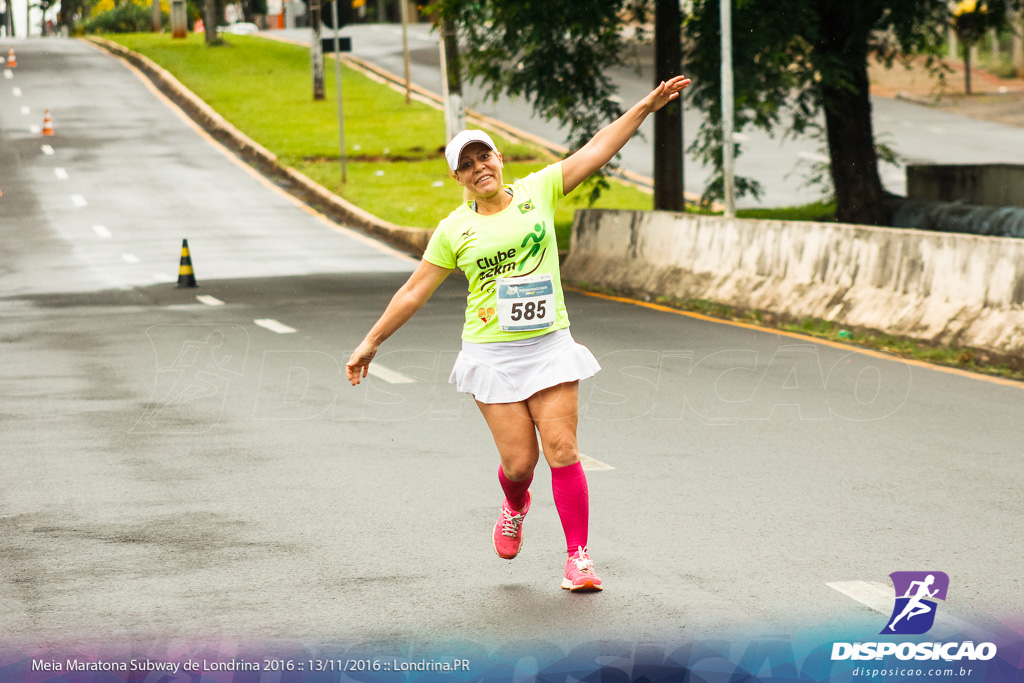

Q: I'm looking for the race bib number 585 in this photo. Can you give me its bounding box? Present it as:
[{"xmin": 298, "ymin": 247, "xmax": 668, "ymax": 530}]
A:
[{"xmin": 496, "ymin": 273, "xmax": 556, "ymax": 332}]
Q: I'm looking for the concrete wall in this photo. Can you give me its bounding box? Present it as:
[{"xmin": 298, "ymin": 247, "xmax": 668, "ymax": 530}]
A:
[
  {"xmin": 562, "ymin": 210, "xmax": 1024, "ymax": 356},
  {"xmin": 907, "ymin": 164, "xmax": 1024, "ymax": 208}
]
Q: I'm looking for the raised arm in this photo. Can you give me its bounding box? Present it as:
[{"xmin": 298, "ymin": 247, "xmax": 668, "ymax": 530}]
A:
[
  {"xmin": 345, "ymin": 259, "xmax": 453, "ymax": 385},
  {"xmin": 561, "ymin": 75, "xmax": 691, "ymax": 195}
]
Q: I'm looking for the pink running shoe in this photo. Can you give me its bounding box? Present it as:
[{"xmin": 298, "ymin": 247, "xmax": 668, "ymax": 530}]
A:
[
  {"xmin": 562, "ymin": 546, "xmax": 603, "ymax": 591},
  {"xmin": 492, "ymin": 490, "xmax": 532, "ymax": 560}
]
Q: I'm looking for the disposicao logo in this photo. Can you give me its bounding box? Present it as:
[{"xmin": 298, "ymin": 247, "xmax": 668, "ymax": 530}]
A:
[
  {"xmin": 882, "ymin": 571, "xmax": 949, "ymax": 635},
  {"xmin": 831, "ymin": 571, "xmax": 998, "ymax": 663}
]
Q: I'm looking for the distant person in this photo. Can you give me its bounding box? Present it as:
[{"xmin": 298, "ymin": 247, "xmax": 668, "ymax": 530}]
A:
[{"xmin": 346, "ymin": 75, "xmax": 691, "ymax": 592}]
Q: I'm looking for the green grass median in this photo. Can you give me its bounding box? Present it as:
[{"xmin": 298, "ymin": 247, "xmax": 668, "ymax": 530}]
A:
[{"xmin": 103, "ymin": 32, "xmax": 654, "ymax": 248}]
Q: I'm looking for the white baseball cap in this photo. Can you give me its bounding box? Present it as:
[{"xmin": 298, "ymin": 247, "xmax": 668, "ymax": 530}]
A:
[{"xmin": 444, "ymin": 129, "xmax": 497, "ymax": 172}]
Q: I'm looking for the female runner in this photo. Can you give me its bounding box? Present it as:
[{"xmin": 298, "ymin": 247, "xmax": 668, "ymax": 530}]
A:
[{"xmin": 346, "ymin": 75, "xmax": 691, "ymax": 591}]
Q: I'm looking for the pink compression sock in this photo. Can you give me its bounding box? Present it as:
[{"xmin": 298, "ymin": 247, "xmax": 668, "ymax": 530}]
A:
[
  {"xmin": 551, "ymin": 461, "xmax": 589, "ymax": 555},
  {"xmin": 498, "ymin": 465, "xmax": 533, "ymax": 511}
]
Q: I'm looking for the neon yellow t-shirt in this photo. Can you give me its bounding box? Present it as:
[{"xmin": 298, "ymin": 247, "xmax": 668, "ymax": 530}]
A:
[{"xmin": 423, "ymin": 162, "xmax": 569, "ymax": 343}]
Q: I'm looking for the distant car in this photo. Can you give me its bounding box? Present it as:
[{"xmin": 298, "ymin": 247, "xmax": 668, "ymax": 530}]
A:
[{"xmin": 221, "ymin": 22, "xmax": 259, "ymax": 35}]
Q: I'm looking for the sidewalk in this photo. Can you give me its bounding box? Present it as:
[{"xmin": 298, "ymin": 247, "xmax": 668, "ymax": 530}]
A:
[{"xmin": 869, "ymin": 55, "xmax": 1024, "ymax": 128}]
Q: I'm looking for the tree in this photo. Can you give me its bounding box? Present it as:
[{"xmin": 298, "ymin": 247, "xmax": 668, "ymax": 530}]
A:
[
  {"xmin": 952, "ymin": 0, "xmax": 995, "ymax": 94},
  {"xmin": 35, "ymin": 0, "xmax": 52, "ymax": 33},
  {"xmin": 685, "ymin": 0, "xmax": 1024, "ymax": 225},
  {"xmin": 440, "ymin": 0, "xmax": 688, "ymax": 209},
  {"xmin": 442, "ymin": 0, "xmax": 1020, "ymax": 225},
  {"xmin": 57, "ymin": 0, "xmax": 97, "ymax": 32},
  {"xmin": 436, "ymin": 0, "xmax": 630, "ymax": 203},
  {"xmin": 241, "ymin": 0, "xmax": 267, "ymax": 23}
]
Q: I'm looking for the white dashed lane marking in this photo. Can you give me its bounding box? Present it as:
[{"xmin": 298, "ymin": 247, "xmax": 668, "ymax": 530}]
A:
[
  {"xmin": 20, "ymin": 105, "xmax": 29, "ymax": 115},
  {"xmin": 196, "ymin": 295, "xmax": 225, "ymax": 306},
  {"xmin": 92, "ymin": 224, "xmax": 111, "ymax": 238},
  {"xmin": 254, "ymin": 318, "xmax": 297, "ymax": 334},
  {"xmin": 367, "ymin": 364, "xmax": 416, "ymax": 384},
  {"xmin": 827, "ymin": 580, "xmax": 894, "ymax": 614},
  {"xmin": 122, "ymin": 254, "xmax": 140, "ymax": 263},
  {"xmin": 41, "ymin": 144, "xmax": 54, "ymax": 155},
  {"xmin": 826, "ymin": 580, "xmax": 979, "ymax": 636},
  {"xmin": 537, "ymin": 448, "xmax": 614, "ymax": 471},
  {"xmin": 579, "ymin": 454, "xmax": 615, "ymax": 471},
  {"xmin": 12, "ymin": 86, "xmax": 22, "ymax": 96},
  {"xmin": 71, "ymin": 195, "xmax": 88, "ymax": 208},
  {"xmin": 54, "ymin": 168, "xmax": 69, "ymax": 180}
]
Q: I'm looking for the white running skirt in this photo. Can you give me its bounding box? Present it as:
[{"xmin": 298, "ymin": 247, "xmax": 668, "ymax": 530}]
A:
[{"xmin": 450, "ymin": 328, "xmax": 601, "ymax": 404}]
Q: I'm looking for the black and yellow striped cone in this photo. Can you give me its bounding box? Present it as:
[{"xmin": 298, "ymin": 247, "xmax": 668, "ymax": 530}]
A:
[{"xmin": 176, "ymin": 238, "xmax": 198, "ymax": 288}]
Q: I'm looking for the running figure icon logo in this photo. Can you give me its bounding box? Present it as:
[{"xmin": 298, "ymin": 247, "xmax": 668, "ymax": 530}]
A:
[{"xmin": 881, "ymin": 571, "xmax": 950, "ymax": 635}]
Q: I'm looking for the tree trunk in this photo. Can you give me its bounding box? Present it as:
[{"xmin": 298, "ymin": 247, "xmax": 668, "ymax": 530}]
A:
[
  {"xmin": 1014, "ymin": 11, "xmax": 1024, "ymax": 78},
  {"xmin": 152, "ymin": 0, "xmax": 162, "ymax": 32},
  {"xmin": 204, "ymin": 0, "xmax": 217, "ymax": 44},
  {"xmin": 442, "ymin": 18, "xmax": 463, "ymax": 96},
  {"xmin": 310, "ymin": 0, "xmax": 325, "ymax": 100},
  {"xmin": 653, "ymin": 0, "xmax": 684, "ymax": 211},
  {"xmin": 822, "ymin": 64, "xmax": 888, "ymax": 226},
  {"xmin": 964, "ymin": 43, "xmax": 972, "ymax": 95},
  {"xmin": 59, "ymin": 0, "xmax": 71, "ymax": 33},
  {"xmin": 440, "ymin": 16, "xmax": 465, "ymax": 140}
]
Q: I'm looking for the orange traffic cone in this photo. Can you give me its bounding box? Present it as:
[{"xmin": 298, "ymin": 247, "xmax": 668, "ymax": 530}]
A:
[
  {"xmin": 7, "ymin": 48, "xmax": 16, "ymax": 68},
  {"xmin": 176, "ymin": 239, "xmax": 198, "ymax": 288},
  {"xmin": 41, "ymin": 110, "xmax": 54, "ymax": 136},
  {"xmin": 194, "ymin": 19, "xmax": 205, "ymax": 33}
]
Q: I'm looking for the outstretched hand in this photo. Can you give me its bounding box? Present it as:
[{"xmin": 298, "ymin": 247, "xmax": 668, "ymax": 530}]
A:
[
  {"xmin": 345, "ymin": 340, "xmax": 378, "ymax": 386},
  {"xmin": 645, "ymin": 75, "xmax": 692, "ymax": 113}
]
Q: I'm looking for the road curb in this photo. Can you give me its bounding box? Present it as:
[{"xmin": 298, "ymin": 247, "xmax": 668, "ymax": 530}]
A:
[{"xmin": 83, "ymin": 35, "xmax": 434, "ymax": 257}]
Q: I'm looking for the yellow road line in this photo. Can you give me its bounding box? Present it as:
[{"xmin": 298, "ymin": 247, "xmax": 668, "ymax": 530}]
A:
[{"xmin": 566, "ymin": 286, "xmax": 1024, "ymax": 390}]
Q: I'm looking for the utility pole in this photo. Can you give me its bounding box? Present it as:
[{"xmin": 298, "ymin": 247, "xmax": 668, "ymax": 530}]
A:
[
  {"xmin": 1013, "ymin": 10, "xmax": 1024, "ymax": 77},
  {"xmin": 310, "ymin": 0, "xmax": 325, "ymax": 100},
  {"xmin": 653, "ymin": 0, "xmax": 684, "ymax": 211},
  {"xmin": 330, "ymin": 0, "xmax": 346, "ymax": 183},
  {"xmin": 439, "ymin": 16, "xmax": 465, "ymax": 141},
  {"xmin": 401, "ymin": 0, "xmax": 411, "ymax": 103},
  {"xmin": 719, "ymin": 0, "xmax": 736, "ymax": 217}
]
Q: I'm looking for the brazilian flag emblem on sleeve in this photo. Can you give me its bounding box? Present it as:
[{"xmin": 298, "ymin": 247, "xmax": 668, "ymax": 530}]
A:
[{"xmin": 518, "ymin": 200, "xmax": 535, "ymax": 214}]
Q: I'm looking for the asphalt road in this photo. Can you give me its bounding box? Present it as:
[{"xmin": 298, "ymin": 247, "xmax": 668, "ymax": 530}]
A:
[
  {"xmin": 1, "ymin": 37, "xmax": 1023, "ymax": 663},
  {"xmin": 273, "ymin": 23, "xmax": 1024, "ymax": 209}
]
